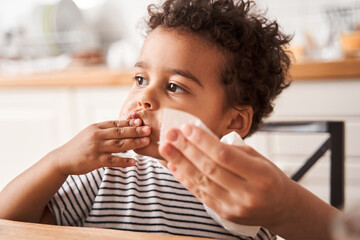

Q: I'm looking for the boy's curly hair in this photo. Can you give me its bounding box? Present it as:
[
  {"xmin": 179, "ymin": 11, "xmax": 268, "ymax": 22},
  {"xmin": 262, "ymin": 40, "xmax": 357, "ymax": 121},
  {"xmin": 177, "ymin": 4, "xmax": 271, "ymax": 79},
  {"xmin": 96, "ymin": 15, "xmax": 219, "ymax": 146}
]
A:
[{"xmin": 146, "ymin": 0, "xmax": 292, "ymax": 137}]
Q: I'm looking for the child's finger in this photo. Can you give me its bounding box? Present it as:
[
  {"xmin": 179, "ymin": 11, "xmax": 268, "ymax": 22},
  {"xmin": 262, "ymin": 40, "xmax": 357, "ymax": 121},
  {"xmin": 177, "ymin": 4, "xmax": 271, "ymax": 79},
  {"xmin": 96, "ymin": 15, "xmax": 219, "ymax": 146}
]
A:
[
  {"xmin": 100, "ymin": 137, "xmax": 150, "ymax": 153},
  {"xmin": 100, "ymin": 125, "xmax": 151, "ymax": 140},
  {"xmin": 98, "ymin": 154, "xmax": 136, "ymax": 168},
  {"xmin": 95, "ymin": 119, "xmax": 142, "ymax": 129}
]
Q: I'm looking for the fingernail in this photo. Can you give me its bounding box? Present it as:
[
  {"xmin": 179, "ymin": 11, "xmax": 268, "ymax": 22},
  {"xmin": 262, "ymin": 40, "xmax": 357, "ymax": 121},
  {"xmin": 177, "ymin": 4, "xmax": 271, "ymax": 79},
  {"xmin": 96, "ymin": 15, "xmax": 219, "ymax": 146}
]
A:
[
  {"xmin": 166, "ymin": 130, "xmax": 178, "ymax": 142},
  {"xmin": 140, "ymin": 137, "xmax": 150, "ymax": 143},
  {"xmin": 142, "ymin": 126, "xmax": 151, "ymax": 134},
  {"xmin": 182, "ymin": 124, "xmax": 193, "ymax": 137},
  {"xmin": 134, "ymin": 119, "xmax": 142, "ymax": 126}
]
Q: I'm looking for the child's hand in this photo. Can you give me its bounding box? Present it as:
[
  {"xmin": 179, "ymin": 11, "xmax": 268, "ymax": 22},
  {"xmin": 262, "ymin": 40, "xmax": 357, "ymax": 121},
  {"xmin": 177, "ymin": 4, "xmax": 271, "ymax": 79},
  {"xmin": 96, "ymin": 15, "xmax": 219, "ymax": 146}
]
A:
[
  {"xmin": 54, "ymin": 119, "xmax": 151, "ymax": 176},
  {"xmin": 158, "ymin": 124, "xmax": 297, "ymax": 229}
]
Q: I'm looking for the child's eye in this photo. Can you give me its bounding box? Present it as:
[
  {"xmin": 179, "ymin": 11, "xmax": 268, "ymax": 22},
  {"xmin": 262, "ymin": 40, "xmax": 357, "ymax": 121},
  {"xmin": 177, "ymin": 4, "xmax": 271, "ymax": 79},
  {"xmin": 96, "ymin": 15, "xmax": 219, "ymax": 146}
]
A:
[
  {"xmin": 167, "ymin": 83, "xmax": 187, "ymax": 93},
  {"xmin": 134, "ymin": 76, "xmax": 149, "ymax": 86}
]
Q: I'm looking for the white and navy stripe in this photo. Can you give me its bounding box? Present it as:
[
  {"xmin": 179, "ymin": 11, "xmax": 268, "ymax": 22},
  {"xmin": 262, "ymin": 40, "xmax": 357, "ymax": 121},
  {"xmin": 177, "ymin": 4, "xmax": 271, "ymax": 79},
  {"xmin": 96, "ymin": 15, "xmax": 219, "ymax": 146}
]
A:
[{"xmin": 48, "ymin": 152, "xmax": 275, "ymax": 240}]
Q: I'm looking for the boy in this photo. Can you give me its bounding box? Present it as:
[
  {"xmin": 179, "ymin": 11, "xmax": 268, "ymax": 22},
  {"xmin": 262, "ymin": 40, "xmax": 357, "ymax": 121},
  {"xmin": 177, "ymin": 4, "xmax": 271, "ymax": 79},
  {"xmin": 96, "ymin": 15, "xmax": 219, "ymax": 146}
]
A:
[{"xmin": 0, "ymin": 0, "xmax": 339, "ymax": 240}]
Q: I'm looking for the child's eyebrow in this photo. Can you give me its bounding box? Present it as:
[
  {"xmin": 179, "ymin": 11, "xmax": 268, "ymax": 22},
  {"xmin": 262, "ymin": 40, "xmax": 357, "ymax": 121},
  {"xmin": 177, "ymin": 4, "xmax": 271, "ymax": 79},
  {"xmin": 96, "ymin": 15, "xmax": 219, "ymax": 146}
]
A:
[
  {"xmin": 134, "ymin": 61, "xmax": 148, "ymax": 68},
  {"xmin": 134, "ymin": 61, "xmax": 203, "ymax": 88},
  {"xmin": 169, "ymin": 68, "xmax": 203, "ymax": 88}
]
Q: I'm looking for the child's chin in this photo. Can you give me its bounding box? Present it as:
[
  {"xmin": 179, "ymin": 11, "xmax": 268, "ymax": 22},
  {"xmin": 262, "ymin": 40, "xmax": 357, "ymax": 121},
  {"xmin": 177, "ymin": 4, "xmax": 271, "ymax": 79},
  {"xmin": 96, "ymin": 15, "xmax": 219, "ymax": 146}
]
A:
[{"xmin": 134, "ymin": 145, "xmax": 163, "ymax": 160}]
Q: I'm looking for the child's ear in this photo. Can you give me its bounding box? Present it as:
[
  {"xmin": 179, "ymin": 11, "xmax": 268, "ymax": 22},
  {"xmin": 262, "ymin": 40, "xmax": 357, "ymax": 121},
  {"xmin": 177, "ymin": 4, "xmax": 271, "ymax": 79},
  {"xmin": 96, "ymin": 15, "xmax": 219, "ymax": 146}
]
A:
[{"xmin": 225, "ymin": 106, "xmax": 253, "ymax": 138}]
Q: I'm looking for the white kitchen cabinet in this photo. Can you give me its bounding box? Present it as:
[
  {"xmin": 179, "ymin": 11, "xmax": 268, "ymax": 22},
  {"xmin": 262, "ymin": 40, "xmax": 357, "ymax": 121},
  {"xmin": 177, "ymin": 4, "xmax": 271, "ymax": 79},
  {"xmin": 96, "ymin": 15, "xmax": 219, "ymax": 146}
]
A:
[
  {"xmin": 0, "ymin": 86, "xmax": 131, "ymax": 191},
  {"xmin": 247, "ymin": 80, "xmax": 360, "ymax": 209},
  {"xmin": 0, "ymin": 88, "xmax": 74, "ymax": 190}
]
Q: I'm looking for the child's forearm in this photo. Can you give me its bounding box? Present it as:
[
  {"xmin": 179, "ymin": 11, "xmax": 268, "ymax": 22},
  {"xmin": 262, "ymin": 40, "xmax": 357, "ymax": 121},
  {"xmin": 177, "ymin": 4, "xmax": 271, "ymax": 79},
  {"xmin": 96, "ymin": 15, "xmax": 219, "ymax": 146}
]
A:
[
  {"xmin": 0, "ymin": 149, "xmax": 67, "ymax": 223},
  {"xmin": 266, "ymin": 182, "xmax": 340, "ymax": 240}
]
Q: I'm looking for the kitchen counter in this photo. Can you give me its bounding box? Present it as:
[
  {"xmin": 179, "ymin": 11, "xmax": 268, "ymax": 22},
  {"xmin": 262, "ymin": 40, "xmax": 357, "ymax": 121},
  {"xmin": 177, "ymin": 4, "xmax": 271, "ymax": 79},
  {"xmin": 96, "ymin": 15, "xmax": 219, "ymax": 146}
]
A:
[
  {"xmin": 290, "ymin": 58, "xmax": 360, "ymax": 80},
  {"xmin": 0, "ymin": 67, "xmax": 133, "ymax": 87},
  {"xmin": 0, "ymin": 58, "xmax": 360, "ymax": 87}
]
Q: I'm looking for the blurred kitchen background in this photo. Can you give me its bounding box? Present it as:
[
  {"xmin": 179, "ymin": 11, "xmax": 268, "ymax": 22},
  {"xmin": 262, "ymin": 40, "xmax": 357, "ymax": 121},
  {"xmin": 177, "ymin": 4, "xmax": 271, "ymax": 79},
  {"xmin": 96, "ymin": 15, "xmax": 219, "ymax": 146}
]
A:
[
  {"xmin": 1, "ymin": 0, "xmax": 360, "ymax": 214},
  {"xmin": 0, "ymin": 0, "xmax": 150, "ymax": 73},
  {"xmin": 1, "ymin": 0, "xmax": 360, "ymax": 73}
]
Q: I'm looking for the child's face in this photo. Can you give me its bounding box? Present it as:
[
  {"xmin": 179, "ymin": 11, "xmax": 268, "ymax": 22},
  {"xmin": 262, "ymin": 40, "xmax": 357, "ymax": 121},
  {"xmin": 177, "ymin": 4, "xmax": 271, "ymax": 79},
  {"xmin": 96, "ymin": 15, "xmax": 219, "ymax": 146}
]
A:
[{"xmin": 120, "ymin": 27, "xmax": 233, "ymax": 159}]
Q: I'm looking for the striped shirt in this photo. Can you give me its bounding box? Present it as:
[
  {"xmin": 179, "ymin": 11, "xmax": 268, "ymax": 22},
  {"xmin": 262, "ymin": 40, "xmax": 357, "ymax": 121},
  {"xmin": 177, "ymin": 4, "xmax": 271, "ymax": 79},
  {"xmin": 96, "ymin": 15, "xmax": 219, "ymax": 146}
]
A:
[{"xmin": 48, "ymin": 151, "xmax": 275, "ymax": 240}]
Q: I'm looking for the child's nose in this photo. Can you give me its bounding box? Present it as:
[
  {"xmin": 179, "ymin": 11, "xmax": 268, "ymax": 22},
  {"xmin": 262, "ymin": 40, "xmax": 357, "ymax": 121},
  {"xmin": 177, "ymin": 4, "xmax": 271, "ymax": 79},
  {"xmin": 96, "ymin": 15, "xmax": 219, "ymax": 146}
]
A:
[
  {"xmin": 136, "ymin": 83, "xmax": 160, "ymax": 110},
  {"xmin": 137, "ymin": 92, "xmax": 159, "ymax": 110},
  {"xmin": 137, "ymin": 100, "xmax": 152, "ymax": 109}
]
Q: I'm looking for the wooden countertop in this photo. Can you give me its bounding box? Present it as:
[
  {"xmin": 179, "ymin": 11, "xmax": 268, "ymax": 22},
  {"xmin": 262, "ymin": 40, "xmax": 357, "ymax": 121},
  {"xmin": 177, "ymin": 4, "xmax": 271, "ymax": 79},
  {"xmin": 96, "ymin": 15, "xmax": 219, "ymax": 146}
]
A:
[
  {"xmin": 0, "ymin": 67, "xmax": 133, "ymax": 87},
  {"xmin": 0, "ymin": 58, "xmax": 360, "ymax": 87},
  {"xmin": 289, "ymin": 58, "xmax": 360, "ymax": 81},
  {"xmin": 0, "ymin": 219, "xmax": 220, "ymax": 240}
]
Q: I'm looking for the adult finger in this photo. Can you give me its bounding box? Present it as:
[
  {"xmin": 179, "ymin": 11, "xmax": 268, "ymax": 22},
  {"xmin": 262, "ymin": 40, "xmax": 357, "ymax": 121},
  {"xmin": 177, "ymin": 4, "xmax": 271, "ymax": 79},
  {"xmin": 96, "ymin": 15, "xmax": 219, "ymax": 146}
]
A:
[
  {"xmin": 101, "ymin": 137, "xmax": 150, "ymax": 153},
  {"xmin": 98, "ymin": 154, "xmax": 136, "ymax": 168},
  {"xmin": 159, "ymin": 141, "xmax": 228, "ymax": 209},
  {"xmin": 100, "ymin": 125, "xmax": 151, "ymax": 140},
  {"xmin": 181, "ymin": 124, "xmax": 265, "ymax": 177},
  {"xmin": 162, "ymin": 128, "xmax": 248, "ymax": 193}
]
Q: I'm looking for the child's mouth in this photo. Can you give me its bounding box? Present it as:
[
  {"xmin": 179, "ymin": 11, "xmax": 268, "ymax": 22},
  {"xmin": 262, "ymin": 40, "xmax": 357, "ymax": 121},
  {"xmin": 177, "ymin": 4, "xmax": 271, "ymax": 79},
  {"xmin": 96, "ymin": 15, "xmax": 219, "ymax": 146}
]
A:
[
  {"xmin": 127, "ymin": 110, "xmax": 161, "ymax": 144},
  {"xmin": 127, "ymin": 110, "xmax": 148, "ymax": 127}
]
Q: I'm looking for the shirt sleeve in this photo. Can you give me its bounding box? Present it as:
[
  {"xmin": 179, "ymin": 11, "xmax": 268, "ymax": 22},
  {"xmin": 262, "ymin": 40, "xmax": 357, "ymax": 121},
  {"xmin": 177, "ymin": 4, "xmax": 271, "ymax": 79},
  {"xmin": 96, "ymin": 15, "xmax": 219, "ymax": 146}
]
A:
[{"xmin": 47, "ymin": 168, "xmax": 105, "ymax": 226}]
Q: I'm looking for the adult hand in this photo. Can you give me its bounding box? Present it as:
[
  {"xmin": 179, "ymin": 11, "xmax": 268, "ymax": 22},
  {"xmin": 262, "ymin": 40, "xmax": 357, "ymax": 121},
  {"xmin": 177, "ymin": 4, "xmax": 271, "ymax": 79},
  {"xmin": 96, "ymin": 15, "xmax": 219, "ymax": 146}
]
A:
[
  {"xmin": 158, "ymin": 124, "xmax": 297, "ymax": 228},
  {"xmin": 54, "ymin": 119, "xmax": 151, "ymax": 176}
]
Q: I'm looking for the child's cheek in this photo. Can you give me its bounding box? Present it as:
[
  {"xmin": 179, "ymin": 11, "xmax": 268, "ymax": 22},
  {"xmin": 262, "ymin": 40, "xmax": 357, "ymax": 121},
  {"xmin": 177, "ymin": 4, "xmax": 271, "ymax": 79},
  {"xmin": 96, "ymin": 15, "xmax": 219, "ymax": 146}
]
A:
[{"xmin": 119, "ymin": 99, "xmax": 137, "ymax": 120}]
